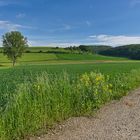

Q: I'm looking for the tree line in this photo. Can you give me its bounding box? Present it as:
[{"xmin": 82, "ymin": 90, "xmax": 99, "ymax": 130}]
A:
[
  {"xmin": 2, "ymin": 31, "xmax": 140, "ymax": 67},
  {"xmin": 74, "ymin": 45, "xmax": 140, "ymax": 60},
  {"xmin": 99, "ymin": 44, "xmax": 140, "ymax": 60}
]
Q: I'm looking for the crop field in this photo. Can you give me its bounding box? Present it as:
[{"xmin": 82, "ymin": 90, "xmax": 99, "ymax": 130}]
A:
[
  {"xmin": 1, "ymin": 0, "xmax": 140, "ymax": 138},
  {"xmin": 0, "ymin": 53, "xmax": 128, "ymax": 67},
  {"xmin": 0, "ymin": 60, "xmax": 140, "ymax": 139},
  {"xmin": 0, "ymin": 49, "xmax": 139, "ymax": 139},
  {"xmin": 26, "ymin": 47, "xmax": 71, "ymax": 53},
  {"xmin": 0, "ymin": 47, "xmax": 70, "ymax": 53},
  {"xmin": 56, "ymin": 54, "xmax": 127, "ymax": 61}
]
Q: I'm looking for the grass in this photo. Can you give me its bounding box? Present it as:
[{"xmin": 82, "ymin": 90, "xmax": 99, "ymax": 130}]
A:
[
  {"xmin": 0, "ymin": 50, "xmax": 139, "ymax": 139},
  {"xmin": 14, "ymin": 62, "xmax": 140, "ymax": 75},
  {"xmin": 25, "ymin": 47, "xmax": 71, "ymax": 53},
  {"xmin": 0, "ymin": 47, "xmax": 71, "ymax": 53},
  {"xmin": 0, "ymin": 53, "xmax": 128, "ymax": 67},
  {"xmin": 1, "ymin": 62, "xmax": 140, "ymax": 107},
  {"xmin": 1, "ymin": 67, "xmax": 140, "ymax": 139},
  {"xmin": 0, "ymin": 62, "xmax": 140, "ymax": 110},
  {"xmin": 19, "ymin": 53, "xmax": 57, "ymax": 62},
  {"xmin": 56, "ymin": 53, "xmax": 127, "ymax": 61}
]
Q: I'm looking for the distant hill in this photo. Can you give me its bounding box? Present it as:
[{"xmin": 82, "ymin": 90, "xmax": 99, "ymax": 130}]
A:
[
  {"xmin": 99, "ymin": 44, "xmax": 140, "ymax": 60},
  {"xmin": 1, "ymin": 45, "xmax": 140, "ymax": 60},
  {"xmin": 0, "ymin": 46, "xmax": 80, "ymax": 54},
  {"xmin": 79, "ymin": 45, "xmax": 112, "ymax": 54}
]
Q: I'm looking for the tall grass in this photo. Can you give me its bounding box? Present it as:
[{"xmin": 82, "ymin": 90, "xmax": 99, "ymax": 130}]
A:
[{"xmin": 1, "ymin": 70, "xmax": 140, "ymax": 139}]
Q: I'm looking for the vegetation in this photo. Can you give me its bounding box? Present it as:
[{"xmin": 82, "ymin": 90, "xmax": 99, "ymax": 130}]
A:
[
  {"xmin": 0, "ymin": 53, "xmax": 127, "ymax": 67},
  {"xmin": 1, "ymin": 43, "xmax": 140, "ymax": 61},
  {"xmin": 56, "ymin": 54, "xmax": 127, "ymax": 61},
  {"xmin": 2, "ymin": 31, "xmax": 28, "ymax": 66},
  {"xmin": 0, "ymin": 62, "xmax": 140, "ymax": 139},
  {"xmin": 1, "ymin": 39, "xmax": 140, "ymax": 139},
  {"xmin": 64, "ymin": 44, "xmax": 140, "ymax": 60},
  {"xmin": 79, "ymin": 45, "xmax": 112, "ymax": 54},
  {"xmin": 99, "ymin": 44, "xmax": 140, "ymax": 60}
]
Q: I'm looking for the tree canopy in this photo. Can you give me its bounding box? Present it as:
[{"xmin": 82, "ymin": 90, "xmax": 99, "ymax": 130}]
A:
[
  {"xmin": 2, "ymin": 31, "xmax": 28, "ymax": 66},
  {"xmin": 99, "ymin": 44, "xmax": 140, "ymax": 60}
]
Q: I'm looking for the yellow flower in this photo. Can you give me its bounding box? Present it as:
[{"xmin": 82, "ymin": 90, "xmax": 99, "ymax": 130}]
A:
[
  {"xmin": 109, "ymin": 89, "xmax": 112, "ymax": 93},
  {"xmin": 34, "ymin": 84, "xmax": 41, "ymax": 91},
  {"xmin": 109, "ymin": 84, "xmax": 113, "ymax": 88},
  {"xmin": 37, "ymin": 85, "xmax": 40, "ymax": 90}
]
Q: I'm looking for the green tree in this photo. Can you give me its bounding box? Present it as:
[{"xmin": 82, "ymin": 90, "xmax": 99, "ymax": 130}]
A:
[{"xmin": 2, "ymin": 31, "xmax": 28, "ymax": 66}]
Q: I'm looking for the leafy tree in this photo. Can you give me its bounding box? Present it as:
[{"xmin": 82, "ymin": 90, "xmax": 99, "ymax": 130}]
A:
[
  {"xmin": 79, "ymin": 45, "xmax": 111, "ymax": 54},
  {"xmin": 2, "ymin": 31, "xmax": 28, "ymax": 66},
  {"xmin": 99, "ymin": 44, "xmax": 140, "ymax": 60}
]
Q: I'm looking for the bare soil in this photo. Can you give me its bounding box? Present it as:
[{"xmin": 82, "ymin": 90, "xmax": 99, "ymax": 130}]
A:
[{"xmin": 30, "ymin": 88, "xmax": 140, "ymax": 140}]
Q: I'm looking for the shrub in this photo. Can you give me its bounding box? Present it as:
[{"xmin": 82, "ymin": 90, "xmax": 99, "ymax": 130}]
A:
[{"xmin": 25, "ymin": 50, "xmax": 31, "ymax": 53}]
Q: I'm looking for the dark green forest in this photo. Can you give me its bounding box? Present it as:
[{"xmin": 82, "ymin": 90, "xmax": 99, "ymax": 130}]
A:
[
  {"xmin": 98, "ymin": 44, "xmax": 140, "ymax": 60},
  {"xmin": 77, "ymin": 44, "xmax": 140, "ymax": 60}
]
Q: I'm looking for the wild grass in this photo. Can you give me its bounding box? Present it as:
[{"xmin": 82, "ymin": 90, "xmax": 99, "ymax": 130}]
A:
[
  {"xmin": 1, "ymin": 62, "xmax": 140, "ymax": 111},
  {"xmin": 0, "ymin": 68, "xmax": 140, "ymax": 139}
]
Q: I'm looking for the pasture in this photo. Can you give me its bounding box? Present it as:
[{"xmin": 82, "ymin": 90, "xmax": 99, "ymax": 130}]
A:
[{"xmin": 0, "ymin": 52, "xmax": 128, "ymax": 67}]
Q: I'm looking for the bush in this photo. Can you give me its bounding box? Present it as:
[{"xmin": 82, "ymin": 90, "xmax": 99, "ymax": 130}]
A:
[
  {"xmin": 38, "ymin": 50, "xmax": 43, "ymax": 53},
  {"xmin": 25, "ymin": 50, "xmax": 31, "ymax": 53}
]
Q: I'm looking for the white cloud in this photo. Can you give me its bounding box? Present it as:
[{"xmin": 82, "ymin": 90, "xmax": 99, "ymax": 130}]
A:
[
  {"xmin": 47, "ymin": 43, "xmax": 80, "ymax": 47},
  {"xmin": 16, "ymin": 13, "xmax": 26, "ymax": 18},
  {"xmin": 0, "ymin": 20, "xmax": 33, "ymax": 31},
  {"xmin": 28, "ymin": 34, "xmax": 140, "ymax": 47},
  {"xmin": 28, "ymin": 40, "xmax": 80, "ymax": 47},
  {"xmin": 86, "ymin": 21, "xmax": 91, "ymax": 27},
  {"xmin": 89, "ymin": 34, "xmax": 140, "ymax": 46}
]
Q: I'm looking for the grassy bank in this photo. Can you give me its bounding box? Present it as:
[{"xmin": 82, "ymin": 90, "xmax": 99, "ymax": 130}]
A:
[{"xmin": 0, "ymin": 66, "xmax": 140, "ymax": 139}]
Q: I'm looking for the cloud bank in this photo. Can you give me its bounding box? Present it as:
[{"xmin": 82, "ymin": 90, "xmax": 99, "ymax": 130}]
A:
[
  {"xmin": 89, "ymin": 35, "xmax": 140, "ymax": 46},
  {"xmin": 0, "ymin": 20, "xmax": 32, "ymax": 31},
  {"xmin": 28, "ymin": 34, "xmax": 140, "ymax": 47}
]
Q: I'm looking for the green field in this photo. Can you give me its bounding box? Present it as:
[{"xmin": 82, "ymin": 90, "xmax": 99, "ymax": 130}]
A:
[
  {"xmin": 1, "ymin": 50, "xmax": 140, "ymax": 140},
  {"xmin": 10, "ymin": 62, "xmax": 140, "ymax": 75},
  {"xmin": 0, "ymin": 52, "xmax": 128, "ymax": 67},
  {"xmin": 56, "ymin": 54, "xmax": 127, "ymax": 61},
  {"xmin": 26, "ymin": 46, "xmax": 70, "ymax": 53},
  {"xmin": 0, "ymin": 46, "xmax": 69, "ymax": 53}
]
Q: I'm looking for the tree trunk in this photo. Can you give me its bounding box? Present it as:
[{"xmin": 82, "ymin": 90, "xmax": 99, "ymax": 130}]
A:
[{"xmin": 12, "ymin": 60, "xmax": 15, "ymax": 67}]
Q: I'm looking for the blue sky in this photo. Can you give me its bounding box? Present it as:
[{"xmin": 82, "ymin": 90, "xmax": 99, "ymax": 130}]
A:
[{"xmin": 0, "ymin": 0, "xmax": 140, "ymax": 47}]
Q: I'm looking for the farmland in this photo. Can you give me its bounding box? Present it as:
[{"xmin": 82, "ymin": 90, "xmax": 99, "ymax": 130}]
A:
[
  {"xmin": 2, "ymin": 0, "xmax": 140, "ymax": 139},
  {"xmin": 0, "ymin": 48, "xmax": 140, "ymax": 139},
  {"xmin": 0, "ymin": 52, "xmax": 128, "ymax": 67}
]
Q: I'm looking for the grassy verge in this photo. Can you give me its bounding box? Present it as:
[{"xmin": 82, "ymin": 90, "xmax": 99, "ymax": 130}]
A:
[{"xmin": 0, "ymin": 69, "xmax": 140, "ymax": 139}]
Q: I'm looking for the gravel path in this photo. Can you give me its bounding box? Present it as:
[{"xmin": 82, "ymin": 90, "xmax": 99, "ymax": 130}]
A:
[{"xmin": 30, "ymin": 88, "xmax": 140, "ymax": 140}]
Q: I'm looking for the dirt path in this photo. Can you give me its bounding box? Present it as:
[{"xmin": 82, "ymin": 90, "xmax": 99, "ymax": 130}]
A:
[{"xmin": 30, "ymin": 88, "xmax": 140, "ymax": 140}]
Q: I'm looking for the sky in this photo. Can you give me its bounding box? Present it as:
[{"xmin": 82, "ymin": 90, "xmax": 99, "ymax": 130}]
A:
[{"xmin": 0, "ymin": 0, "xmax": 140, "ymax": 47}]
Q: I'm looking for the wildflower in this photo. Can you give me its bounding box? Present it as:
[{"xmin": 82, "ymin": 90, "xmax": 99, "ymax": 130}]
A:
[
  {"xmin": 109, "ymin": 84, "xmax": 113, "ymax": 88},
  {"xmin": 37, "ymin": 85, "xmax": 40, "ymax": 90},
  {"xmin": 33, "ymin": 84, "xmax": 41, "ymax": 91}
]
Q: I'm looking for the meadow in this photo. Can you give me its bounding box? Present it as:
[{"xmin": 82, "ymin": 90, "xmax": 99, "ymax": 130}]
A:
[
  {"xmin": 0, "ymin": 50, "xmax": 140, "ymax": 139},
  {"xmin": 0, "ymin": 53, "xmax": 127, "ymax": 64}
]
